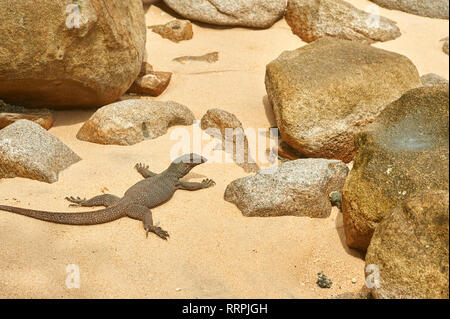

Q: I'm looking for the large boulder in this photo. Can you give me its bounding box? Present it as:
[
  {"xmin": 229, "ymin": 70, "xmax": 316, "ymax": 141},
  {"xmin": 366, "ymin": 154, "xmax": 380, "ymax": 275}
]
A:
[
  {"xmin": 0, "ymin": 0, "xmax": 146, "ymax": 109},
  {"xmin": 370, "ymin": 0, "xmax": 449, "ymax": 19},
  {"xmin": 265, "ymin": 37, "xmax": 421, "ymax": 163},
  {"xmin": 0, "ymin": 120, "xmax": 81, "ymax": 183},
  {"xmin": 366, "ymin": 190, "xmax": 449, "ymax": 299},
  {"xmin": 77, "ymin": 99, "xmax": 195, "ymax": 146},
  {"xmin": 224, "ymin": 159, "xmax": 349, "ymax": 217},
  {"xmin": 285, "ymin": 0, "xmax": 401, "ymax": 44},
  {"xmin": 163, "ymin": 0, "xmax": 287, "ymax": 28},
  {"xmin": 342, "ymin": 86, "xmax": 449, "ymax": 251}
]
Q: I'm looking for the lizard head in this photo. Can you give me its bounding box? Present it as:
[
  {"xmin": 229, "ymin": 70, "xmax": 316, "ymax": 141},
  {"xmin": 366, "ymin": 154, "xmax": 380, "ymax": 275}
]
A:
[{"xmin": 169, "ymin": 153, "xmax": 208, "ymax": 178}]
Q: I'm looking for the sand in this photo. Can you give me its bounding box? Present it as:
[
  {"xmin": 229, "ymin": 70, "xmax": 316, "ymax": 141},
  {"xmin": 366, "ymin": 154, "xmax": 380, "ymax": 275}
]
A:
[{"xmin": 0, "ymin": 0, "xmax": 448, "ymax": 298}]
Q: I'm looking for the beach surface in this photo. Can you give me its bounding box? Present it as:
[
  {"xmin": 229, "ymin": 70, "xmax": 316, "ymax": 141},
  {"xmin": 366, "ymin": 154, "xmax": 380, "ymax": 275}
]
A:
[{"xmin": 0, "ymin": 0, "xmax": 448, "ymax": 298}]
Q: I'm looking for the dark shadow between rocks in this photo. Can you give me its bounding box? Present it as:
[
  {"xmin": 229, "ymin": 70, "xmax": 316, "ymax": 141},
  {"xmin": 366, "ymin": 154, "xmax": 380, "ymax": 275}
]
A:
[
  {"xmin": 51, "ymin": 110, "xmax": 95, "ymax": 128},
  {"xmin": 335, "ymin": 211, "xmax": 365, "ymax": 260},
  {"xmin": 263, "ymin": 95, "xmax": 277, "ymax": 127}
]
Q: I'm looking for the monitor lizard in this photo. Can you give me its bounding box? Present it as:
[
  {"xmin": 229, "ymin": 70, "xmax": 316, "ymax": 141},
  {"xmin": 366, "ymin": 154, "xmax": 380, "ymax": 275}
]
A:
[{"xmin": 0, "ymin": 153, "xmax": 215, "ymax": 240}]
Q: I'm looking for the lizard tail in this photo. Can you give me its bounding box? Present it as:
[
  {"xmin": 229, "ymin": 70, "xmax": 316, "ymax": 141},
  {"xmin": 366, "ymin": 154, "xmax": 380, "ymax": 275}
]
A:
[{"xmin": 0, "ymin": 204, "xmax": 125, "ymax": 225}]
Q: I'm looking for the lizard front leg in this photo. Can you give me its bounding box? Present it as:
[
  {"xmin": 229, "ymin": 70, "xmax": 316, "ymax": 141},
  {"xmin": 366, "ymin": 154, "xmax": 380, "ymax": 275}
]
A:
[
  {"xmin": 66, "ymin": 194, "xmax": 121, "ymax": 208},
  {"xmin": 176, "ymin": 179, "xmax": 216, "ymax": 191},
  {"xmin": 135, "ymin": 163, "xmax": 157, "ymax": 179},
  {"xmin": 126, "ymin": 204, "xmax": 169, "ymax": 240}
]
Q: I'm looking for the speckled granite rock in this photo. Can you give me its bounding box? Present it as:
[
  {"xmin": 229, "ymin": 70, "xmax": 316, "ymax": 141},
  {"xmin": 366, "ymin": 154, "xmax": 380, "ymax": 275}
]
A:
[
  {"xmin": 285, "ymin": 0, "xmax": 401, "ymax": 44},
  {"xmin": 163, "ymin": 0, "xmax": 287, "ymax": 28},
  {"xmin": 0, "ymin": 120, "xmax": 81, "ymax": 183},
  {"xmin": 77, "ymin": 99, "xmax": 195, "ymax": 146},
  {"xmin": 366, "ymin": 190, "xmax": 449, "ymax": 299},
  {"xmin": 0, "ymin": 0, "xmax": 146, "ymax": 108},
  {"xmin": 370, "ymin": 0, "xmax": 449, "ymax": 19},
  {"xmin": 342, "ymin": 86, "xmax": 449, "ymax": 251},
  {"xmin": 224, "ymin": 158, "xmax": 349, "ymax": 217},
  {"xmin": 265, "ymin": 37, "xmax": 421, "ymax": 163},
  {"xmin": 150, "ymin": 19, "xmax": 193, "ymax": 43}
]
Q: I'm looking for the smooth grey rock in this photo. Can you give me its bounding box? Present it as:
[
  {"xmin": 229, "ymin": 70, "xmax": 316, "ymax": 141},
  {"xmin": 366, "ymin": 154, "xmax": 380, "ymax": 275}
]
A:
[
  {"xmin": 163, "ymin": 0, "xmax": 287, "ymax": 28},
  {"xmin": 370, "ymin": 0, "xmax": 449, "ymax": 19},
  {"xmin": 77, "ymin": 99, "xmax": 195, "ymax": 146},
  {"xmin": 224, "ymin": 158, "xmax": 349, "ymax": 217},
  {"xmin": 0, "ymin": 120, "xmax": 81, "ymax": 183},
  {"xmin": 285, "ymin": 0, "xmax": 401, "ymax": 44}
]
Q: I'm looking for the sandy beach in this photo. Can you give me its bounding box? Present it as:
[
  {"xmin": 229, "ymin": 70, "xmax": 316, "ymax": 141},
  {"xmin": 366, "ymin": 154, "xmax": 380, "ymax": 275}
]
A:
[{"xmin": 0, "ymin": 0, "xmax": 448, "ymax": 298}]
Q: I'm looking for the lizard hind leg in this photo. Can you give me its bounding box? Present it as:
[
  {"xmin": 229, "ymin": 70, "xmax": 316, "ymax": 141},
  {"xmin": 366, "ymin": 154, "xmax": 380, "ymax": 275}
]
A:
[
  {"xmin": 126, "ymin": 205, "xmax": 170, "ymax": 240},
  {"xmin": 65, "ymin": 194, "xmax": 121, "ymax": 208}
]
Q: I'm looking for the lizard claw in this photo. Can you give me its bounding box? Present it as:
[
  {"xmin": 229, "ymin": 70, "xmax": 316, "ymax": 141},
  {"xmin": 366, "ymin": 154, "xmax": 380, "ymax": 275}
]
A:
[
  {"xmin": 201, "ymin": 179, "xmax": 216, "ymax": 188},
  {"xmin": 65, "ymin": 196, "xmax": 86, "ymax": 206},
  {"xmin": 135, "ymin": 163, "xmax": 149, "ymax": 171},
  {"xmin": 145, "ymin": 226, "xmax": 170, "ymax": 240}
]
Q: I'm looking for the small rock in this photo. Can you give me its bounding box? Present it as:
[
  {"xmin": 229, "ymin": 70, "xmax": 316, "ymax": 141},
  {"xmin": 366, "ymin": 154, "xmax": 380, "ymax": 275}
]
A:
[
  {"xmin": 139, "ymin": 62, "xmax": 154, "ymax": 77},
  {"xmin": 149, "ymin": 19, "xmax": 193, "ymax": 43},
  {"xmin": 0, "ymin": 120, "xmax": 81, "ymax": 183},
  {"xmin": 351, "ymin": 278, "xmax": 357, "ymax": 284},
  {"xmin": 77, "ymin": 99, "xmax": 195, "ymax": 146},
  {"xmin": 329, "ymin": 191, "xmax": 343, "ymax": 210},
  {"xmin": 224, "ymin": 158, "xmax": 349, "ymax": 217},
  {"xmin": 201, "ymin": 108, "xmax": 260, "ymax": 173},
  {"xmin": 442, "ymin": 37, "xmax": 449, "ymax": 55},
  {"xmin": 127, "ymin": 71, "xmax": 172, "ymax": 97},
  {"xmin": 163, "ymin": 0, "xmax": 287, "ymax": 29},
  {"xmin": 0, "ymin": 100, "xmax": 54, "ymax": 130},
  {"xmin": 173, "ymin": 52, "xmax": 219, "ymax": 64},
  {"xmin": 366, "ymin": 190, "xmax": 449, "ymax": 299},
  {"xmin": 286, "ymin": 0, "xmax": 401, "ymax": 44},
  {"xmin": 175, "ymin": 288, "xmax": 182, "ymax": 292},
  {"xmin": 370, "ymin": 0, "xmax": 449, "ymax": 19},
  {"xmin": 421, "ymin": 73, "xmax": 449, "ymax": 87},
  {"xmin": 317, "ymin": 272, "xmax": 332, "ymax": 288}
]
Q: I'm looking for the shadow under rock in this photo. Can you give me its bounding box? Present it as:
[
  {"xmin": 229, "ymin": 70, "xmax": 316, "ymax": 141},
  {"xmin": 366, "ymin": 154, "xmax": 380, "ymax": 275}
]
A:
[
  {"xmin": 263, "ymin": 95, "xmax": 277, "ymax": 127},
  {"xmin": 50, "ymin": 109, "xmax": 95, "ymax": 128},
  {"xmin": 335, "ymin": 211, "xmax": 365, "ymax": 260}
]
